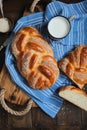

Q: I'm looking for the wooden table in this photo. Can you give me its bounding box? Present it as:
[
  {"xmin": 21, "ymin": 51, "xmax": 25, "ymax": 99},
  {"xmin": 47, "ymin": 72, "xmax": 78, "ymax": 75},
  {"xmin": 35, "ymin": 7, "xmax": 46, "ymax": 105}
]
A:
[{"xmin": 0, "ymin": 0, "xmax": 87, "ymax": 130}]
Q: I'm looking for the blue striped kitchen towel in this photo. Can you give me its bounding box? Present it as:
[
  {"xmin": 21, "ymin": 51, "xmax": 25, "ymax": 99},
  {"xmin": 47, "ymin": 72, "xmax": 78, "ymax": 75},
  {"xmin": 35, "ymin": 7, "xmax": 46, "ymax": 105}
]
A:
[{"xmin": 5, "ymin": 0, "xmax": 87, "ymax": 118}]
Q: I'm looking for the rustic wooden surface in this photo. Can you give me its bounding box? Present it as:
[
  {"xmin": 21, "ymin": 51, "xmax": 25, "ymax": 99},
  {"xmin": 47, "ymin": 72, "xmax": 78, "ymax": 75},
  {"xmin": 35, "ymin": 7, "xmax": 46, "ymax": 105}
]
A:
[
  {"xmin": 0, "ymin": 64, "xmax": 37, "ymax": 106},
  {"xmin": 0, "ymin": 0, "xmax": 87, "ymax": 130}
]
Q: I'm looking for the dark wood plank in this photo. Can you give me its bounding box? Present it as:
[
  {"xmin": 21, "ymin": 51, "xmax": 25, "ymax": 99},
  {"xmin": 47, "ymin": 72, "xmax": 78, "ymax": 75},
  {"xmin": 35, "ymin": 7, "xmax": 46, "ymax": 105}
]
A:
[
  {"xmin": 39, "ymin": 126, "xmax": 81, "ymax": 130},
  {"xmin": 0, "ymin": 105, "xmax": 8, "ymax": 129},
  {"xmin": 8, "ymin": 110, "xmax": 32, "ymax": 128},
  {"xmin": 3, "ymin": 0, "xmax": 30, "ymax": 22},
  {"xmin": 81, "ymin": 126, "xmax": 87, "ymax": 130},
  {"xmin": 82, "ymin": 110, "xmax": 87, "ymax": 128},
  {"xmin": 57, "ymin": 101, "xmax": 82, "ymax": 126},
  {"xmin": 31, "ymin": 107, "xmax": 57, "ymax": 128}
]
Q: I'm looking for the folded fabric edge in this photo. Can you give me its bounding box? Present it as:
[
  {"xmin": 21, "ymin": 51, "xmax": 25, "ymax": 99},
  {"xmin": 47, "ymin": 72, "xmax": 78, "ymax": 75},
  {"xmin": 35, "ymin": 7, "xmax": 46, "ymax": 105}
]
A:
[
  {"xmin": 47, "ymin": 0, "xmax": 87, "ymax": 7},
  {"xmin": 31, "ymin": 96, "xmax": 63, "ymax": 118},
  {"xmin": 16, "ymin": 12, "xmax": 44, "ymax": 24}
]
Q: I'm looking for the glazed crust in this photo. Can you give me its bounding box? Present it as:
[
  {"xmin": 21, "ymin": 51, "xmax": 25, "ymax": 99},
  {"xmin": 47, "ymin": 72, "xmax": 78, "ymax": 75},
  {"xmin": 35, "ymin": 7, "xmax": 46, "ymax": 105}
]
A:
[
  {"xmin": 58, "ymin": 45, "xmax": 87, "ymax": 89},
  {"xmin": 11, "ymin": 26, "xmax": 59, "ymax": 90}
]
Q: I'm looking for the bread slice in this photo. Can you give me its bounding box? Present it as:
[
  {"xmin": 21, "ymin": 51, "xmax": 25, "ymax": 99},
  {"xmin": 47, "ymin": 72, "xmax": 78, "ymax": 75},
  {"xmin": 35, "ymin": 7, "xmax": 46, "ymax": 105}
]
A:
[{"xmin": 59, "ymin": 86, "xmax": 87, "ymax": 111}]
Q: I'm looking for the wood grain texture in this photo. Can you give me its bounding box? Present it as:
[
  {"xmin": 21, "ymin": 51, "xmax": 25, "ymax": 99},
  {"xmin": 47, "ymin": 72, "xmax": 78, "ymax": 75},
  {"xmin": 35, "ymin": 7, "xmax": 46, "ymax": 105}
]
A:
[
  {"xmin": 0, "ymin": 64, "xmax": 37, "ymax": 107},
  {"xmin": 0, "ymin": 65, "xmax": 30, "ymax": 105}
]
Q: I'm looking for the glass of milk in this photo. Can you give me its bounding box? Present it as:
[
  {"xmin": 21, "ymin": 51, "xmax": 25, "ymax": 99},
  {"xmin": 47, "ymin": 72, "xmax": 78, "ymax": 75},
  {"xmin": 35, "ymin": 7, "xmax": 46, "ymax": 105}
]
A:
[
  {"xmin": 47, "ymin": 15, "xmax": 75, "ymax": 40},
  {"xmin": 0, "ymin": 17, "xmax": 14, "ymax": 33},
  {"xmin": 0, "ymin": 0, "xmax": 14, "ymax": 33}
]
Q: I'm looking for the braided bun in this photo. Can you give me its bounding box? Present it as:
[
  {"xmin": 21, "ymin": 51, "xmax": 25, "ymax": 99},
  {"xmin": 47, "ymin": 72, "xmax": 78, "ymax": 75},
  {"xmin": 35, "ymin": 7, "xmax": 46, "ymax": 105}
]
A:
[
  {"xmin": 58, "ymin": 45, "xmax": 87, "ymax": 89},
  {"xmin": 11, "ymin": 26, "xmax": 59, "ymax": 90}
]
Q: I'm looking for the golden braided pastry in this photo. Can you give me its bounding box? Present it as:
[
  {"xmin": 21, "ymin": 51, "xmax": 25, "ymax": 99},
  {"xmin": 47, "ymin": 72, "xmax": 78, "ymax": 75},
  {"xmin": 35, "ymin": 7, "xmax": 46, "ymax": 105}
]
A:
[
  {"xmin": 11, "ymin": 26, "xmax": 59, "ymax": 90},
  {"xmin": 58, "ymin": 45, "xmax": 87, "ymax": 89}
]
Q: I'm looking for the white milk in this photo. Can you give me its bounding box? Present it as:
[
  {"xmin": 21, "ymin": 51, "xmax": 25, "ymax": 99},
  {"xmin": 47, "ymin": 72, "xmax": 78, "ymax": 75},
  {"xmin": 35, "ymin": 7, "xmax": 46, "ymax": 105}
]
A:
[
  {"xmin": 48, "ymin": 16, "xmax": 70, "ymax": 38},
  {"xmin": 0, "ymin": 18, "xmax": 10, "ymax": 33},
  {"xmin": 0, "ymin": 0, "xmax": 10, "ymax": 33}
]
